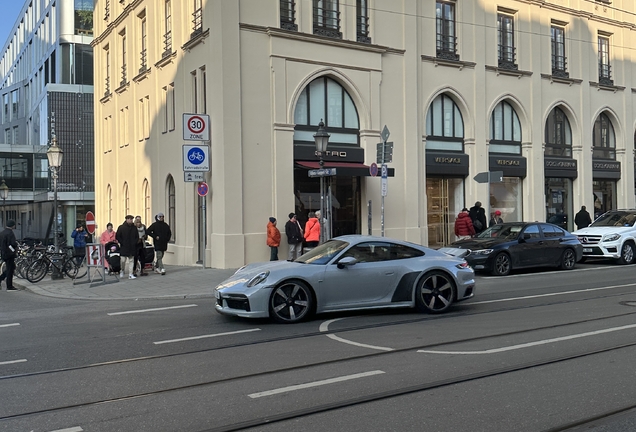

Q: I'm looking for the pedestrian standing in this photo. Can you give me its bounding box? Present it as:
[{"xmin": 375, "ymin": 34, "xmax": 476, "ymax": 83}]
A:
[
  {"xmin": 0, "ymin": 220, "xmax": 18, "ymax": 290},
  {"xmin": 146, "ymin": 212, "xmax": 172, "ymax": 275},
  {"xmin": 116, "ymin": 215, "xmax": 138, "ymax": 279},
  {"xmin": 469, "ymin": 201, "xmax": 487, "ymax": 234},
  {"xmin": 285, "ymin": 213, "xmax": 303, "ymax": 261},
  {"xmin": 71, "ymin": 223, "xmax": 89, "ymax": 264},
  {"xmin": 100, "ymin": 223, "xmax": 117, "ymax": 272},
  {"xmin": 266, "ymin": 217, "xmax": 281, "ymax": 261},
  {"xmin": 454, "ymin": 208, "xmax": 475, "ymax": 241},
  {"xmin": 133, "ymin": 216, "xmax": 148, "ymax": 276},
  {"xmin": 574, "ymin": 206, "xmax": 592, "ymax": 230},
  {"xmin": 304, "ymin": 212, "xmax": 320, "ymax": 249},
  {"xmin": 489, "ymin": 210, "xmax": 504, "ymax": 227}
]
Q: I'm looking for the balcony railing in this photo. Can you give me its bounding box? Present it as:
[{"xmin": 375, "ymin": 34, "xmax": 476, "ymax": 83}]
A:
[
  {"xmin": 498, "ymin": 44, "xmax": 518, "ymax": 70},
  {"xmin": 104, "ymin": 76, "xmax": 110, "ymax": 97},
  {"xmin": 139, "ymin": 49, "xmax": 147, "ymax": 73},
  {"xmin": 357, "ymin": 15, "xmax": 370, "ymax": 43},
  {"xmin": 191, "ymin": 7, "xmax": 203, "ymax": 39},
  {"xmin": 313, "ymin": 6, "xmax": 341, "ymax": 39},
  {"xmin": 162, "ymin": 31, "xmax": 173, "ymax": 58},
  {"xmin": 551, "ymin": 54, "xmax": 569, "ymax": 78},
  {"xmin": 120, "ymin": 64, "xmax": 127, "ymax": 86},
  {"xmin": 280, "ymin": 0, "xmax": 298, "ymax": 31},
  {"xmin": 599, "ymin": 63, "xmax": 613, "ymax": 86},
  {"xmin": 436, "ymin": 34, "xmax": 459, "ymax": 61}
]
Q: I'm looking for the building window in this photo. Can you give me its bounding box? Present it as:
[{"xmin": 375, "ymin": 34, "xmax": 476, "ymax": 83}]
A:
[
  {"xmin": 4, "ymin": 129, "xmax": 11, "ymax": 145},
  {"xmin": 107, "ymin": 184, "xmax": 112, "ymax": 223},
  {"xmin": 192, "ymin": 0, "xmax": 203, "ymax": 38},
  {"xmin": 436, "ymin": 1, "xmax": 457, "ymax": 60},
  {"xmin": 11, "ymin": 90, "xmax": 18, "ymax": 120},
  {"xmin": 551, "ymin": 26, "xmax": 568, "ymax": 78},
  {"xmin": 497, "ymin": 13, "xmax": 517, "ymax": 70},
  {"xmin": 313, "ymin": 0, "xmax": 341, "ymax": 39},
  {"xmin": 123, "ymin": 182, "xmax": 129, "ymax": 216},
  {"xmin": 489, "ymin": 100, "xmax": 522, "ymax": 154},
  {"xmin": 104, "ymin": 0, "xmax": 110, "ymax": 21},
  {"xmin": 139, "ymin": 11, "xmax": 147, "ymax": 73},
  {"xmin": 104, "ymin": 45, "xmax": 110, "ymax": 96},
  {"xmin": 120, "ymin": 30, "xmax": 127, "ymax": 86},
  {"xmin": 138, "ymin": 98, "xmax": 145, "ymax": 142},
  {"xmin": 163, "ymin": 0, "xmax": 173, "ymax": 57},
  {"xmin": 168, "ymin": 84, "xmax": 175, "ymax": 131},
  {"xmin": 144, "ymin": 96, "xmax": 150, "ymax": 140},
  {"xmin": 167, "ymin": 175, "xmax": 176, "ymax": 242},
  {"xmin": 592, "ymin": 113, "xmax": 615, "ymax": 160},
  {"xmin": 294, "ymin": 77, "xmax": 359, "ymax": 145},
  {"xmin": 191, "ymin": 71, "xmax": 198, "ymax": 113},
  {"xmin": 201, "ymin": 67, "xmax": 207, "ymax": 113},
  {"xmin": 598, "ymin": 35, "xmax": 612, "ymax": 86},
  {"xmin": 143, "ymin": 179, "xmax": 150, "ymax": 223},
  {"xmin": 356, "ymin": 0, "xmax": 370, "ymax": 43},
  {"xmin": 426, "ymin": 94, "xmax": 464, "ymax": 152},
  {"xmin": 3, "ymin": 94, "xmax": 8, "ymax": 123},
  {"xmin": 545, "ymin": 107, "xmax": 572, "ymax": 157},
  {"xmin": 280, "ymin": 0, "xmax": 298, "ymax": 31},
  {"xmin": 12, "ymin": 126, "xmax": 18, "ymax": 145},
  {"xmin": 75, "ymin": 0, "xmax": 94, "ymax": 36}
]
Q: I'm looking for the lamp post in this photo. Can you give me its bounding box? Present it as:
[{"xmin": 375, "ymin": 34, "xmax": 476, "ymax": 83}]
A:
[
  {"xmin": 313, "ymin": 120, "xmax": 330, "ymax": 244},
  {"xmin": 0, "ymin": 180, "xmax": 8, "ymax": 227},
  {"xmin": 47, "ymin": 135, "xmax": 63, "ymax": 253}
]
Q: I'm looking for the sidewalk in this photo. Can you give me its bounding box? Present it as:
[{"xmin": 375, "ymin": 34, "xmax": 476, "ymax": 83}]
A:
[{"xmin": 11, "ymin": 265, "xmax": 239, "ymax": 300}]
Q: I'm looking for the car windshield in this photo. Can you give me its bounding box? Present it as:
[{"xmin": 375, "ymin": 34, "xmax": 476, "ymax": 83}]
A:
[
  {"xmin": 477, "ymin": 224, "xmax": 524, "ymax": 240},
  {"xmin": 295, "ymin": 240, "xmax": 349, "ymax": 265},
  {"xmin": 591, "ymin": 211, "xmax": 636, "ymax": 227}
]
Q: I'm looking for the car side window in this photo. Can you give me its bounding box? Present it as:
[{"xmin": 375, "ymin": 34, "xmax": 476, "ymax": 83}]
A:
[
  {"xmin": 523, "ymin": 225, "xmax": 541, "ymax": 239},
  {"xmin": 341, "ymin": 242, "xmax": 391, "ymax": 263},
  {"xmin": 388, "ymin": 243, "xmax": 425, "ymax": 260},
  {"xmin": 540, "ymin": 224, "xmax": 556, "ymax": 238}
]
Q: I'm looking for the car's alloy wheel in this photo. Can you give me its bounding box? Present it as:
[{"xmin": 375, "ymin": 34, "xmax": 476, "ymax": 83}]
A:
[
  {"xmin": 415, "ymin": 271, "xmax": 455, "ymax": 314},
  {"xmin": 618, "ymin": 242, "xmax": 635, "ymax": 265},
  {"xmin": 269, "ymin": 280, "xmax": 313, "ymax": 323},
  {"xmin": 560, "ymin": 248, "xmax": 576, "ymax": 270},
  {"xmin": 492, "ymin": 252, "xmax": 511, "ymax": 276}
]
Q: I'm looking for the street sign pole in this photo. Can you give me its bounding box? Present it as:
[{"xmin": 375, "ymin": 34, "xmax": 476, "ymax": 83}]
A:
[{"xmin": 379, "ymin": 126, "xmax": 391, "ymax": 237}]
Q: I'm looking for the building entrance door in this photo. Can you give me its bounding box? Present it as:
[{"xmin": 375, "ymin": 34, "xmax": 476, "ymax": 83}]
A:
[{"xmin": 426, "ymin": 177, "xmax": 463, "ymax": 248}]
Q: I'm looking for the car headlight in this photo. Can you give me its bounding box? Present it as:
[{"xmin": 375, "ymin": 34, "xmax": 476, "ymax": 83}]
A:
[
  {"xmin": 602, "ymin": 234, "xmax": 621, "ymax": 242},
  {"xmin": 246, "ymin": 271, "xmax": 270, "ymax": 287},
  {"xmin": 472, "ymin": 249, "xmax": 493, "ymax": 255}
]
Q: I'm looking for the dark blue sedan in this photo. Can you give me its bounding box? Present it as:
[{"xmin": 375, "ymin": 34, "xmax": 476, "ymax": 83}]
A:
[{"xmin": 447, "ymin": 222, "xmax": 583, "ymax": 276}]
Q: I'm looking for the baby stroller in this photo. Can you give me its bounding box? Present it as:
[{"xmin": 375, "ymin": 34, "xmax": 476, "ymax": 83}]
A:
[
  {"xmin": 135, "ymin": 241, "xmax": 156, "ymax": 274},
  {"xmin": 105, "ymin": 241, "xmax": 121, "ymax": 274}
]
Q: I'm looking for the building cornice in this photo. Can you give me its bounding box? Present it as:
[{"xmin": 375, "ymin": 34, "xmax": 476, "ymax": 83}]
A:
[
  {"xmin": 421, "ymin": 55, "xmax": 476, "ymax": 70},
  {"xmin": 589, "ymin": 81, "xmax": 625, "ymax": 92},
  {"xmin": 540, "ymin": 74, "xmax": 583, "ymax": 86},
  {"xmin": 485, "ymin": 65, "xmax": 533, "ymax": 78}
]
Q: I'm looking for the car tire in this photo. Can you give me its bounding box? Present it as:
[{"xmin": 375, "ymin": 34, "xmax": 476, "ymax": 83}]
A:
[
  {"xmin": 491, "ymin": 252, "xmax": 511, "ymax": 276},
  {"xmin": 618, "ymin": 242, "xmax": 635, "ymax": 265},
  {"xmin": 560, "ymin": 248, "xmax": 576, "ymax": 270},
  {"xmin": 269, "ymin": 280, "xmax": 314, "ymax": 324},
  {"xmin": 415, "ymin": 271, "xmax": 456, "ymax": 314}
]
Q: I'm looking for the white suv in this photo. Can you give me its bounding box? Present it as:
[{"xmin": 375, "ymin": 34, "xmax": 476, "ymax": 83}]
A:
[{"xmin": 573, "ymin": 210, "xmax": 636, "ymax": 264}]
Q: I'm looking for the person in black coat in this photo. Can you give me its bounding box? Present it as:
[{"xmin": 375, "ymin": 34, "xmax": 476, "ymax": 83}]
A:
[
  {"xmin": 469, "ymin": 201, "xmax": 488, "ymax": 234},
  {"xmin": 0, "ymin": 220, "xmax": 18, "ymax": 290},
  {"xmin": 116, "ymin": 215, "xmax": 139, "ymax": 279},
  {"xmin": 147, "ymin": 212, "xmax": 172, "ymax": 275},
  {"xmin": 574, "ymin": 206, "xmax": 592, "ymax": 230},
  {"xmin": 285, "ymin": 213, "xmax": 303, "ymax": 261}
]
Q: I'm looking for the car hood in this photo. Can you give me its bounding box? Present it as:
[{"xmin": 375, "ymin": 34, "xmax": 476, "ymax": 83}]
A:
[
  {"xmin": 451, "ymin": 238, "xmax": 508, "ymax": 250},
  {"xmin": 215, "ymin": 260, "xmax": 309, "ymax": 291},
  {"xmin": 573, "ymin": 226, "xmax": 633, "ymax": 235}
]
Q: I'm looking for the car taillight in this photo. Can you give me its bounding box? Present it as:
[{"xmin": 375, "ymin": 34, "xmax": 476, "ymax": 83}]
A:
[{"xmin": 456, "ymin": 261, "xmax": 470, "ymax": 269}]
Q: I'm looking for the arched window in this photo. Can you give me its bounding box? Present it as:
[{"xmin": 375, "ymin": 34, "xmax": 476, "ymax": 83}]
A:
[
  {"xmin": 293, "ymin": 76, "xmax": 359, "ymax": 145},
  {"xmin": 489, "ymin": 100, "xmax": 522, "ymax": 154},
  {"xmin": 593, "ymin": 113, "xmax": 615, "ymax": 160},
  {"xmin": 167, "ymin": 175, "xmax": 176, "ymax": 242},
  {"xmin": 107, "ymin": 184, "xmax": 112, "ymax": 224},
  {"xmin": 545, "ymin": 107, "xmax": 572, "ymax": 157},
  {"xmin": 426, "ymin": 93, "xmax": 464, "ymax": 151},
  {"xmin": 142, "ymin": 179, "xmax": 150, "ymax": 223},
  {"xmin": 123, "ymin": 182, "xmax": 129, "ymax": 216}
]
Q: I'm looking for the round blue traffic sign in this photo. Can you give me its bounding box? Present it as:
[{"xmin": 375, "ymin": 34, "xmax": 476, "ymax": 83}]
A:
[
  {"xmin": 187, "ymin": 147, "xmax": 206, "ymax": 165},
  {"xmin": 197, "ymin": 182, "xmax": 209, "ymax": 197},
  {"xmin": 370, "ymin": 162, "xmax": 378, "ymax": 177}
]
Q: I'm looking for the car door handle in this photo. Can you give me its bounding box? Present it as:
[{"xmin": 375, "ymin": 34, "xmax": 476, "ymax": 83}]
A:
[
  {"xmin": 538, "ymin": 241, "xmax": 544, "ymax": 245},
  {"xmin": 385, "ymin": 272, "xmax": 394, "ymax": 276}
]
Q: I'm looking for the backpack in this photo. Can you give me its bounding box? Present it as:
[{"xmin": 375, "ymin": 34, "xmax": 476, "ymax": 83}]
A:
[{"xmin": 473, "ymin": 218, "xmax": 483, "ymax": 231}]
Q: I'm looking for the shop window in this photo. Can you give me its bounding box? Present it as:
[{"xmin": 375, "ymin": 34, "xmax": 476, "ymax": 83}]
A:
[
  {"xmin": 592, "ymin": 113, "xmax": 615, "ymax": 160},
  {"xmin": 426, "ymin": 94, "xmax": 464, "ymax": 152},
  {"xmin": 490, "ymin": 177, "xmax": 522, "ymax": 223},
  {"xmin": 489, "ymin": 100, "xmax": 521, "ymax": 154},
  {"xmin": 545, "ymin": 107, "xmax": 572, "ymax": 157}
]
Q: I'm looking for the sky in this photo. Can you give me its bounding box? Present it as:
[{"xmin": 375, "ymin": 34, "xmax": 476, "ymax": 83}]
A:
[{"xmin": 0, "ymin": 2, "xmax": 27, "ymax": 49}]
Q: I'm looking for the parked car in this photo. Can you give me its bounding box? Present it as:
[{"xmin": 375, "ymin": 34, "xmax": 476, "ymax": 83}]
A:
[
  {"xmin": 573, "ymin": 209, "xmax": 636, "ymax": 264},
  {"xmin": 215, "ymin": 235, "xmax": 475, "ymax": 323},
  {"xmin": 447, "ymin": 222, "xmax": 583, "ymax": 276}
]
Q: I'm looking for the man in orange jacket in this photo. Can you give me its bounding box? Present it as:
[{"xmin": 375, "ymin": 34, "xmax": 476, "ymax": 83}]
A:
[
  {"xmin": 267, "ymin": 217, "xmax": 281, "ymax": 261},
  {"xmin": 304, "ymin": 212, "xmax": 320, "ymax": 249}
]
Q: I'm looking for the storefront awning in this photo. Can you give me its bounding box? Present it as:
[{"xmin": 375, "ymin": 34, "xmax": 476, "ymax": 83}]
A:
[{"xmin": 296, "ymin": 161, "xmax": 395, "ymax": 177}]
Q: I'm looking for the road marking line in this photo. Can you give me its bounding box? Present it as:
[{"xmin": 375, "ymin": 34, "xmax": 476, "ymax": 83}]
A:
[
  {"xmin": 319, "ymin": 318, "xmax": 345, "ymax": 332},
  {"xmin": 0, "ymin": 359, "xmax": 27, "ymax": 365},
  {"xmin": 479, "ymin": 265, "xmax": 617, "ymax": 279},
  {"xmin": 153, "ymin": 328, "xmax": 261, "ymax": 345},
  {"xmin": 418, "ymin": 323, "xmax": 636, "ymax": 355},
  {"xmin": 470, "ymin": 282, "xmax": 636, "ymax": 305},
  {"xmin": 0, "ymin": 323, "xmax": 19, "ymax": 328},
  {"xmin": 248, "ymin": 370, "xmax": 385, "ymax": 398},
  {"xmin": 319, "ymin": 318, "xmax": 393, "ymax": 351},
  {"xmin": 107, "ymin": 304, "xmax": 198, "ymax": 315},
  {"xmin": 48, "ymin": 427, "xmax": 83, "ymax": 432}
]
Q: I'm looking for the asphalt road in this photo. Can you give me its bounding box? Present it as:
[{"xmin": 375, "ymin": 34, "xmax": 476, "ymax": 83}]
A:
[{"xmin": 2, "ymin": 260, "xmax": 636, "ymax": 431}]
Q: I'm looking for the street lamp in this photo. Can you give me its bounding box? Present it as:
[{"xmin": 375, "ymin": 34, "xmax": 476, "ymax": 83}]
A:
[
  {"xmin": 0, "ymin": 180, "xmax": 8, "ymax": 227},
  {"xmin": 47, "ymin": 135, "xmax": 63, "ymax": 253},
  {"xmin": 313, "ymin": 120, "xmax": 330, "ymax": 244}
]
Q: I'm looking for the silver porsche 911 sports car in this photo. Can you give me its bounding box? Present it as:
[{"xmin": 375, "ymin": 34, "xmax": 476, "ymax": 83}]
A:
[{"xmin": 215, "ymin": 235, "xmax": 476, "ymax": 323}]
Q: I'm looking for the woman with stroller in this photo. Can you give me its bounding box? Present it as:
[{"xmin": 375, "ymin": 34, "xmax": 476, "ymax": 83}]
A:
[{"xmin": 100, "ymin": 223, "xmax": 117, "ymax": 273}]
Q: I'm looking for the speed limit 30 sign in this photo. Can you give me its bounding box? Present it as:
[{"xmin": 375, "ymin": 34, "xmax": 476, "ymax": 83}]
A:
[{"xmin": 183, "ymin": 113, "xmax": 210, "ymax": 141}]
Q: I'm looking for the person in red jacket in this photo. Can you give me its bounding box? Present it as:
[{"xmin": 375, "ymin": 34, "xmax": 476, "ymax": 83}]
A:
[
  {"xmin": 267, "ymin": 217, "xmax": 281, "ymax": 261},
  {"xmin": 304, "ymin": 212, "xmax": 320, "ymax": 249},
  {"xmin": 454, "ymin": 208, "xmax": 475, "ymax": 241}
]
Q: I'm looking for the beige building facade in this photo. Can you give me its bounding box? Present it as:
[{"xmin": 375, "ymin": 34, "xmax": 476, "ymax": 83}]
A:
[{"xmin": 93, "ymin": 0, "xmax": 636, "ymax": 269}]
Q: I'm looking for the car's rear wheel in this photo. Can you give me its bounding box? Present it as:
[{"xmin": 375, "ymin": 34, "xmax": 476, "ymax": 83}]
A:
[
  {"xmin": 415, "ymin": 271, "xmax": 455, "ymax": 314},
  {"xmin": 618, "ymin": 242, "xmax": 635, "ymax": 265},
  {"xmin": 491, "ymin": 252, "xmax": 511, "ymax": 276},
  {"xmin": 560, "ymin": 248, "xmax": 576, "ymax": 270},
  {"xmin": 269, "ymin": 280, "xmax": 313, "ymax": 323}
]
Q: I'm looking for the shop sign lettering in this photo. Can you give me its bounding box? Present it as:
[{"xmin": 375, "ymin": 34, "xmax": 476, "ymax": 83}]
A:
[
  {"xmin": 593, "ymin": 162, "xmax": 620, "ymax": 170},
  {"xmin": 545, "ymin": 160, "xmax": 576, "ymax": 168},
  {"xmin": 316, "ymin": 151, "xmax": 347, "ymax": 158},
  {"xmin": 496, "ymin": 159, "xmax": 520, "ymax": 166},
  {"xmin": 434, "ymin": 157, "xmax": 461, "ymax": 164}
]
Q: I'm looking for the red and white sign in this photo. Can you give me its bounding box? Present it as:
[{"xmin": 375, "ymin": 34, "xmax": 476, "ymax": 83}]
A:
[
  {"xmin": 197, "ymin": 181, "xmax": 209, "ymax": 197},
  {"xmin": 183, "ymin": 113, "xmax": 210, "ymax": 141},
  {"xmin": 86, "ymin": 244, "xmax": 103, "ymax": 267},
  {"xmin": 85, "ymin": 211, "xmax": 96, "ymax": 235}
]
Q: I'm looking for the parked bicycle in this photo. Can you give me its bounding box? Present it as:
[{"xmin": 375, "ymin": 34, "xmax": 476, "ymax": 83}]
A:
[{"xmin": 25, "ymin": 248, "xmax": 88, "ymax": 283}]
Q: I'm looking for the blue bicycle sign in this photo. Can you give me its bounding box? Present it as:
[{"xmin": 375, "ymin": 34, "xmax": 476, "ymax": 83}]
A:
[
  {"xmin": 187, "ymin": 147, "xmax": 205, "ymax": 164},
  {"xmin": 183, "ymin": 145, "xmax": 210, "ymax": 171}
]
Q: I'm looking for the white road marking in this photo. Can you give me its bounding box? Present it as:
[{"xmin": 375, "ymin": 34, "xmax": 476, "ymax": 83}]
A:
[
  {"xmin": 48, "ymin": 427, "xmax": 83, "ymax": 432},
  {"xmin": 0, "ymin": 359, "xmax": 27, "ymax": 365},
  {"xmin": 470, "ymin": 282, "xmax": 636, "ymax": 305},
  {"xmin": 479, "ymin": 265, "xmax": 617, "ymax": 279},
  {"xmin": 319, "ymin": 318, "xmax": 394, "ymax": 352},
  {"xmin": 153, "ymin": 328, "xmax": 261, "ymax": 345},
  {"xmin": 107, "ymin": 304, "xmax": 198, "ymax": 316},
  {"xmin": 418, "ymin": 323, "xmax": 636, "ymax": 355},
  {"xmin": 248, "ymin": 370, "xmax": 385, "ymax": 398},
  {"xmin": 0, "ymin": 323, "xmax": 19, "ymax": 328}
]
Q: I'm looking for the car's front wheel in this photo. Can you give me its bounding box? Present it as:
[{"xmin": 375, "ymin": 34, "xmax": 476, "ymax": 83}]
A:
[
  {"xmin": 415, "ymin": 271, "xmax": 455, "ymax": 314},
  {"xmin": 491, "ymin": 252, "xmax": 511, "ymax": 276},
  {"xmin": 618, "ymin": 242, "xmax": 635, "ymax": 265},
  {"xmin": 269, "ymin": 280, "xmax": 314, "ymax": 323},
  {"xmin": 560, "ymin": 248, "xmax": 576, "ymax": 270}
]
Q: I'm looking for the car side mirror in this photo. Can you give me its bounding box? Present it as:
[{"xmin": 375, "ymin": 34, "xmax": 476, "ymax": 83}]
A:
[
  {"xmin": 519, "ymin": 233, "xmax": 531, "ymax": 242},
  {"xmin": 337, "ymin": 256, "xmax": 358, "ymax": 269}
]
